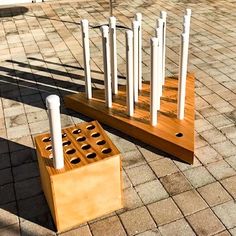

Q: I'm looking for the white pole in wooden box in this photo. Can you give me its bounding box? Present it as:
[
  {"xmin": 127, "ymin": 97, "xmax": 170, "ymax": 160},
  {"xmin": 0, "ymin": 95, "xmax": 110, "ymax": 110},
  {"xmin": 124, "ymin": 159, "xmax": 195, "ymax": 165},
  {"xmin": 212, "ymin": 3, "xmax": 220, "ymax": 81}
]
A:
[
  {"xmin": 126, "ymin": 30, "xmax": 134, "ymax": 116},
  {"xmin": 101, "ymin": 25, "xmax": 112, "ymax": 108},
  {"xmin": 81, "ymin": 19, "xmax": 92, "ymax": 99},
  {"xmin": 160, "ymin": 11, "xmax": 167, "ymax": 85},
  {"xmin": 150, "ymin": 37, "xmax": 159, "ymax": 126},
  {"xmin": 134, "ymin": 13, "xmax": 142, "ymax": 91},
  {"xmin": 109, "ymin": 16, "xmax": 118, "ymax": 95},
  {"xmin": 132, "ymin": 20, "xmax": 139, "ymax": 103},
  {"xmin": 46, "ymin": 95, "xmax": 64, "ymax": 169}
]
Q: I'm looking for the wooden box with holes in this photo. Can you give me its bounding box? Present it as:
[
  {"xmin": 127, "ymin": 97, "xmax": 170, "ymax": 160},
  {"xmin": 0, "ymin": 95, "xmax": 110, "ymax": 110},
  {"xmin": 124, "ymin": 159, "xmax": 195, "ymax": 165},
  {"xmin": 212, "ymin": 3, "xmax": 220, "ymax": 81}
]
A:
[{"xmin": 34, "ymin": 120, "xmax": 123, "ymax": 232}]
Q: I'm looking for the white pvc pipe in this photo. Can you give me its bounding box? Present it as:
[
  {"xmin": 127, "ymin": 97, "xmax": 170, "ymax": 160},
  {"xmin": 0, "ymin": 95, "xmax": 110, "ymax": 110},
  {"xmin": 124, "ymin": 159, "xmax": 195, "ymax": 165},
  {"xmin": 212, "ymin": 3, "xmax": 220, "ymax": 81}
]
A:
[
  {"xmin": 160, "ymin": 11, "xmax": 167, "ymax": 85},
  {"xmin": 101, "ymin": 25, "xmax": 112, "ymax": 108},
  {"xmin": 126, "ymin": 30, "xmax": 134, "ymax": 116},
  {"xmin": 46, "ymin": 95, "xmax": 64, "ymax": 170},
  {"xmin": 177, "ymin": 33, "xmax": 189, "ymax": 120},
  {"xmin": 135, "ymin": 13, "xmax": 142, "ymax": 91},
  {"xmin": 81, "ymin": 19, "xmax": 92, "ymax": 99},
  {"xmin": 150, "ymin": 38, "xmax": 159, "ymax": 126},
  {"xmin": 132, "ymin": 21, "xmax": 139, "ymax": 103},
  {"xmin": 109, "ymin": 16, "xmax": 118, "ymax": 95}
]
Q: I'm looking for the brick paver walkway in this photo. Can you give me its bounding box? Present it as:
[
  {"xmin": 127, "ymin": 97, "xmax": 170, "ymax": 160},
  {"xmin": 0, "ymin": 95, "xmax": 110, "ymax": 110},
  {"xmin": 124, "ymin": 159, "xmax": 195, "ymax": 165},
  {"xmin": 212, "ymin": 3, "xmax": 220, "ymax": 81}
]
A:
[{"xmin": 0, "ymin": 0, "xmax": 236, "ymax": 235}]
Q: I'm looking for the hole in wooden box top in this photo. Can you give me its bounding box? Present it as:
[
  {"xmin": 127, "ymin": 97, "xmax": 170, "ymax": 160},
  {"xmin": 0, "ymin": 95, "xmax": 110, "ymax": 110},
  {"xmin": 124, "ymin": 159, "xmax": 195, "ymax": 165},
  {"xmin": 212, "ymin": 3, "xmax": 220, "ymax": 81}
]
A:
[
  {"xmin": 42, "ymin": 137, "xmax": 51, "ymax": 142},
  {"xmin": 81, "ymin": 144, "xmax": 91, "ymax": 150},
  {"xmin": 76, "ymin": 136, "xmax": 86, "ymax": 142},
  {"xmin": 62, "ymin": 133, "xmax": 67, "ymax": 138},
  {"xmin": 96, "ymin": 140, "xmax": 106, "ymax": 145},
  {"xmin": 175, "ymin": 132, "xmax": 183, "ymax": 137},
  {"xmin": 86, "ymin": 124, "xmax": 95, "ymax": 130},
  {"xmin": 46, "ymin": 145, "xmax": 52, "ymax": 151},
  {"xmin": 63, "ymin": 140, "xmax": 71, "ymax": 146},
  {"xmin": 86, "ymin": 152, "xmax": 96, "ymax": 159},
  {"xmin": 70, "ymin": 157, "xmax": 81, "ymax": 164},
  {"xmin": 72, "ymin": 129, "xmax": 81, "ymax": 134},
  {"xmin": 66, "ymin": 149, "xmax": 76, "ymax": 155},
  {"xmin": 102, "ymin": 148, "xmax": 112, "ymax": 154},
  {"xmin": 91, "ymin": 132, "xmax": 100, "ymax": 138}
]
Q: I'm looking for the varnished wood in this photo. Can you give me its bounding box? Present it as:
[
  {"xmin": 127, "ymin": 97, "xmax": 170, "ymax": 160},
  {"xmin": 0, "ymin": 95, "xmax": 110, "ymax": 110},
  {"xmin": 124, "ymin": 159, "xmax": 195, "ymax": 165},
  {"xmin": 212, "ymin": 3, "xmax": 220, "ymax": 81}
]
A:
[
  {"xmin": 64, "ymin": 74, "xmax": 195, "ymax": 164},
  {"xmin": 35, "ymin": 121, "xmax": 123, "ymax": 232}
]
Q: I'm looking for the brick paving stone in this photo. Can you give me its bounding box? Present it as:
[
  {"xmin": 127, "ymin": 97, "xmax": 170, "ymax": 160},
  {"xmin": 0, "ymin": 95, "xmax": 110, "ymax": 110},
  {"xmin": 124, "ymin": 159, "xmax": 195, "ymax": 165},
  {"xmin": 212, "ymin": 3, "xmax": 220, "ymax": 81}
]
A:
[
  {"xmin": 125, "ymin": 164, "xmax": 156, "ymax": 186},
  {"xmin": 174, "ymin": 157, "xmax": 201, "ymax": 171},
  {"xmin": 135, "ymin": 180, "xmax": 169, "ymax": 204},
  {"xmin": 0, "ymin": 168, "xmax": 13, "ymax": 185},
  {"xmin": 137, "ymin": 146, "xmax": 163, "ymax": 162},
  {"xmin": 200, "ymin": 129, "xmax": 226, "ymax": 145},
  {"xmin": 10, "ymin": 148, "xmax": 36, "ymax": 167},
  {"xmin": 123, "ymin": 187, "xmax": 143, "ymax": 210},
  {"xmin": 149, "ymin": 158, "xmax": 179, "ymax": 178},
  {"xmin": 159, "ymin": 218, "xmax": 195, "ymax": 236},
  {"xmin": 0, "ymin": 223, "xmax": 21, "ymax": 236},
  {"xmin": 206, "ymin": 160, "xmax": 236, "ymax": 180},
  {"xmin": 119, "ymin": 206, "xmax": 156, "ymax": 236},
  {"xmin": 59, "ymin": 225, "xmax": 92, "ymax": 236},
  {"xmin": 220, "ymin": 175, "xmax": 236, "ymax": 199},
  {"xmin": 147, "ymin": 198, "xmax": 182, "ymax": 226},
  {"xmin": 229, "ymin": 228, "xmax": 236, "ymax": 236},
  {"xmin": 195, "ymin": 119, "xmax": 213, "ymax": 133},
  {"xmin": 12, "ymin": 162, "xmax": 39, "ymax": 182},
  {"xmin": 135, "ymin": 228, "xmax": 161, "ymax": 236},
  {"xmin": 195, "ymin": 145, "xmax": 222, "ymax": 165},
  {"xmin": 225, "ymin": 156, "xmax": 236, "ymax": 170},
  {"xmin": 0, "ymin": 183, "xmax": 15, "ymax": 205},
  {"xmin": 173, "ymin": 189, "xmax": 208, "ymax": 216},
  {"xmin": 0, "ymin": 202, "xmax": 18, "ymax": 229},
  {"xmin": 215, "ymin": 231, "xmax": 231, "ymax": 236},
  {"xmin": 198, "ymin": 182, "xmax": 232, "ymax": 207},
  {"xmin": 0, "ymin": 153, "xmax": 11, "ymax": 170},
  {"xmin": 212, "ymin": 141, "xmax": 236, "ymax": 157},
  {"xmin": 90, "ymin": 216, "xmax": 126, "ymax": 236},
  {"xmin": 213, "ymin": 200, "xmax": 236, "ymax": 229},
  {"xmin": 14, "ymin": 177, "xmax": 42, "ymax": 200},
  {"xmin": 221, "ymin": 125, "xmax": 236, "ymax": 139},
  {"xmin": 122, "ymin": 150, "xmax": 146, "ymax": 169},
  {"xmin": 160, "ymin": 172, "xmax": 192, "ymax": 196},
  {"xmin": 184, "ymin": 166, "xmax": 215, "ymax": 188},
  {"xmin": 206, "ymin": 114, "xmax": 232, "ymax": 128},
  {"xmin": 186, "ymin": 208, "xmax": 225, "ymax": 236},
  {"xmin": 7, "ymin": 125, "xmax": 30, "ymax": 139}
]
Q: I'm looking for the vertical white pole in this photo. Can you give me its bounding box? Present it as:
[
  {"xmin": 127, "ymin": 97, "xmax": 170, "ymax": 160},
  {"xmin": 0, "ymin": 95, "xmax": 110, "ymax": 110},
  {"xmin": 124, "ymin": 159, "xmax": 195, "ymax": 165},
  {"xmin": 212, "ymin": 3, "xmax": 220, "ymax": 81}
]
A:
[
  {"xmin": 135, "ymin": 13, "xmax": 142, "ymax": 91},
  {"xmin": 101, "ymin": 25, "xmax": 112, "ymax": 108},
  {"xmin": 46, "ymin": 95, "xmax": 64, "ymax": 170},
  {"xmin": 177, "ymin": 33, "xmax": 189, "ymax": 120},
  {"xmin": 160, "ymin": 11, "xmax": 167, "ymax": 85},
  {"xmin": 132, "ymin": 21, "xmax": 139, "ymax": 103},
  {"xmin": 150, "ymin": 38, "xmax": 159, "ymax": 126},
  {"xmin": 81, "ymin": 19, "xmax": 92, "ymax": 99},
  {"xmin": 126, "ymin": 30, "xmax": 134, "ymax": 116},
  {"xmin": 109, "ymin": 16, "xmax": 118, "ymax": 95}
]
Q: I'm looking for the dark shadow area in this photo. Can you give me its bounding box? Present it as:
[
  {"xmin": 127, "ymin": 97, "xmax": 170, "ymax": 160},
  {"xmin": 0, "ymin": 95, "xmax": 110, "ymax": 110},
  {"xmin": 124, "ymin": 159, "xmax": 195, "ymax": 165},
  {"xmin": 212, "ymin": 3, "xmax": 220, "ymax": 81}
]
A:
[
  {"xmin": 0, "ymin": 6, "xmax": 28, "ymax": 18},
  {"xmin": 0, "ymin": 137, "xmax": 56, "ymax": 232}
]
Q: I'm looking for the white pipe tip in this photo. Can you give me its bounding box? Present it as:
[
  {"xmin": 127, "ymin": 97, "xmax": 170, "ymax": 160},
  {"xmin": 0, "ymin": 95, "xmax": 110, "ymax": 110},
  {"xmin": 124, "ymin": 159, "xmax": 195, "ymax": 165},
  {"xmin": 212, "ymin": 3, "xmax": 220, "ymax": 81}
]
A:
[
  {"xmin": 109, "ymin": 16, "xmax": 116, "ymax": 26},
  {"xmin": 160, "ymin": 11, "xmax": 167, "ymax": 19},
  {"xmin": 46, "ymin": 95, "xmax": 60, "ymax": 109},
  {"xmin": 135, "ymin": 13, "xmax": 142, "ymax": 21},
  {"xmin": 101, "ymin": 25, "xmax": 109, "ymax": 36},
  {"xmin": 81, "ymin": 19, "xmax": 89, "ymax": 26},
  {"xmin": 185, "ymin": 9, "xmax": 192, "ymax": 16}
]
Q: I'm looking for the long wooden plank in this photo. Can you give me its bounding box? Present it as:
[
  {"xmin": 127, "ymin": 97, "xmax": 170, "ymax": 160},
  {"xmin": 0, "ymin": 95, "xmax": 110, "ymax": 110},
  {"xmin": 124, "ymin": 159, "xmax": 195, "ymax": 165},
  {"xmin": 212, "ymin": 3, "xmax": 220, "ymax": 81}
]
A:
[{"xmin": 64, "ymin": 74, "xmax": 195, "ymax": 164}]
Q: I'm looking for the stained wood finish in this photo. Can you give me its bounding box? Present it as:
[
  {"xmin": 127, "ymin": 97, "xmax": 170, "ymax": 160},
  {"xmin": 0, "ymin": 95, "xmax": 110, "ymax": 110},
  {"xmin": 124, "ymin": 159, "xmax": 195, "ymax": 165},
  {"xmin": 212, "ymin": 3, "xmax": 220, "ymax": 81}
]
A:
[
  {"xmin": 64, "ymin": 74, "xmax": 195, "ymax": 164},
  {"xmin": 35, "ymin": 121, "xmax": 123, "ymax": 232}
]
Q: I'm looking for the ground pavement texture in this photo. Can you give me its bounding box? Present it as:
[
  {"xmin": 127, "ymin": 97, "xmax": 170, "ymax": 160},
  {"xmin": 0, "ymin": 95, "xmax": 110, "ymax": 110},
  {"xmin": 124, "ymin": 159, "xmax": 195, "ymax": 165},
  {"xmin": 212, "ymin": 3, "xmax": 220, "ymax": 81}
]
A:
[{"xmin": 0, "ymin": 0, "xmax": 236, "ymax": 235}]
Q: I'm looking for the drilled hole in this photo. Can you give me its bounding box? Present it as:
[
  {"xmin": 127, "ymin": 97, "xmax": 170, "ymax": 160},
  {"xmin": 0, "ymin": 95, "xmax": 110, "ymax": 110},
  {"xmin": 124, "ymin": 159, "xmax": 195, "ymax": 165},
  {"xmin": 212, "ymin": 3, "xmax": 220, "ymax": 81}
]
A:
[
  {"xmin": 102, "ymin": 148, "xmax": 112, "ymax": 154},
  {"xmin": 73, "ymin": 129, "xmax": 81, "ymax": 134},
  {"xmin": 70, "ymin": 157, "xmax": 81, "ymax": 164},
  {"xmin": 175, "ymin": 132, "xmax": 183, "ymax": 137},
  {"xmin": 81, "ymin": 144, "xmax": 91, "ymax": 150},
  {"xmin": 42, "ymin": 137, "xmax": 51, "ymax": 142},
  {"xmin": 86, "ymin": 152, "xmax": 96, "ymax": 159},
  {"xmin": 63, "ymin": 140, "xmax": 71, "ymax": 146},
  {"xmin": 46, "ymin": 145, "xmax": 52, "ymax": 151},
  {"xmin": 86, "ymin": 124, "xmax": 95, "ymax": 130},
  {"xmin": 62, "ymin": 133, "xmax": 67, "ymax": 138},
  {"xmin": 76, "ymin": 136, "xmax": 86, "ymax": 142},
  {"xmin": 66, "ymin": 149, "xmax": 76, "ymax": 155},
  {"xmin": 96, "ymin": 140, "xmax": 106, "ymax": 145},
  {"xmin": 91, "ymin": 132, "xmax": 100, "ymax": 138}
]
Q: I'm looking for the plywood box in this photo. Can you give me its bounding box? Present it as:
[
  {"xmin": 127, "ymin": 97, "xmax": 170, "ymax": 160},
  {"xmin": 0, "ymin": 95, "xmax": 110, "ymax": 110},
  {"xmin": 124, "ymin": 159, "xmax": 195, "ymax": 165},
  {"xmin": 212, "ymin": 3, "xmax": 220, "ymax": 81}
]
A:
[{"xmin": 35, "ymin": 121, "xmax": 123, "ymax": 232}]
